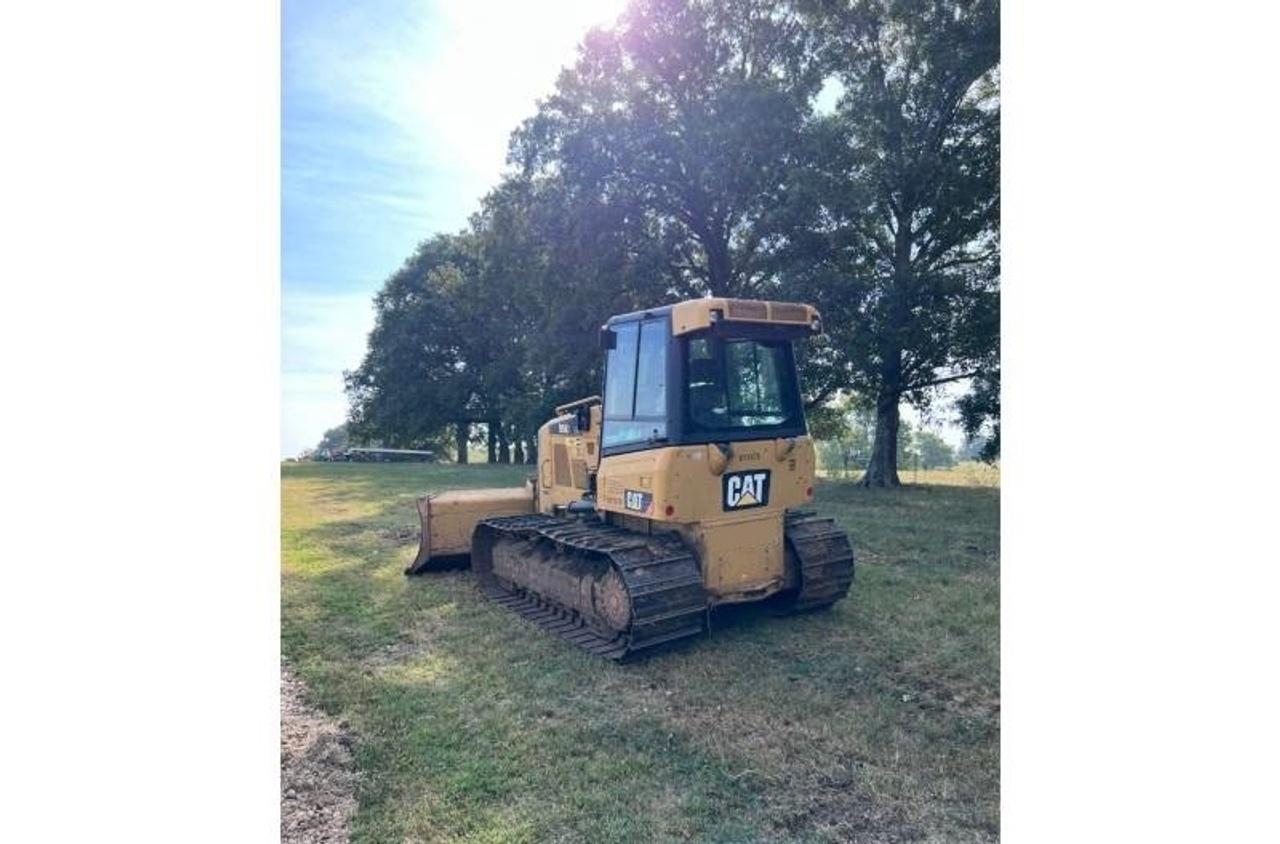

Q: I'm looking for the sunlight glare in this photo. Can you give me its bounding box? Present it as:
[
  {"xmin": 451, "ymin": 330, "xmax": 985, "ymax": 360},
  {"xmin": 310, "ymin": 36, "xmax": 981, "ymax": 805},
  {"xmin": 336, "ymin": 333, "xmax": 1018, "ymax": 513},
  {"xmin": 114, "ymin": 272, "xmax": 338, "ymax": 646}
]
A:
[{"xmin": 420, "ymin": 0, "xmax": 632, "ymax": 182}]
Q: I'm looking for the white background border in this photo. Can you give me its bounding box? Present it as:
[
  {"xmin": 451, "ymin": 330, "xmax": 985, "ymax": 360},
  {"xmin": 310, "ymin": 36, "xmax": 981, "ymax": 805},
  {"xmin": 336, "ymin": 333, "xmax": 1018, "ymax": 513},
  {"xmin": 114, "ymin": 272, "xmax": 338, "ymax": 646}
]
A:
[
  {"xmin": 2, "ymin": 1, "xmax": 280, "ymax": 839},
  {"xmin": 2, "ymin": 1, "xmax": 1277, "ymax": 840}
]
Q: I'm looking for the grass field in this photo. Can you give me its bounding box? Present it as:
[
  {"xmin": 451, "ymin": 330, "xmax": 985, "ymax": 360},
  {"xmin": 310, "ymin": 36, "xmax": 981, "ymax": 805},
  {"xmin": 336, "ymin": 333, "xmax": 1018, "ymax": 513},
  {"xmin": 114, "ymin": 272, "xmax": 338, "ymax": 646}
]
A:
[
  {"xmin": 282, "ymin": 462, "xmax": 1000, "ymax": 843},
  {"xmin": 817, "ymin": 462, "xmax": 1001, "ymax": 488}
]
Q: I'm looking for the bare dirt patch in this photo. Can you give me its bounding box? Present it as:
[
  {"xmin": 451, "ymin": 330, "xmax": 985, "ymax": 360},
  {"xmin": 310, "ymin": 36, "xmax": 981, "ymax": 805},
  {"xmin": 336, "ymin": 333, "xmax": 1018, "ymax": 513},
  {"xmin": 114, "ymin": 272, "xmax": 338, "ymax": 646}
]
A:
[{"xmin": 281, "ymin": 664, "xmax": 358, "ymax": 843}]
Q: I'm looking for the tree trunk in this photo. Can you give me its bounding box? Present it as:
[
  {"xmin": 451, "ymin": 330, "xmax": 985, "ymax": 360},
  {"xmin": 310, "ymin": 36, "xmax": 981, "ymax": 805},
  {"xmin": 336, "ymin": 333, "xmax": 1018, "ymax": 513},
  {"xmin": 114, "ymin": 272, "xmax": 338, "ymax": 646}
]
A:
[
  {"xmin": 706, "ymin": 236, "xmax": 733, "ymax": 297},
  {"xmin": 861, "ymin": 391, "xmax": 902, "ymax": 487},
  {"xmin": 498, "ymin": 425, "xmax": 511, "ymax": 464},
  {"xmin": 861, "ymin": 200, "xmax": 914, "ymax": 488},
  {"xmin": 486, "ymin": 423, "xmax": 497, "ymax": 463},
  {"xmin": 455, "ymin": 422, "xmax": 469, "ymax": 464},
  {"xmin": 513, "ymin": 437, "xmax": 524, "ymax": 464},
  {"xmin": 526, "ymin": 430, "xmax": 537, "ymax": 464}
]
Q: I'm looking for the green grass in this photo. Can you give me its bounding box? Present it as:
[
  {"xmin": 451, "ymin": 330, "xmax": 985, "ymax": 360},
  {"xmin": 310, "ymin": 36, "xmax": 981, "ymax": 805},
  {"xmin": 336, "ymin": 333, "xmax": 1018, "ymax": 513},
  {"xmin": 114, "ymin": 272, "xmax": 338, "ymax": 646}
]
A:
[{"xmin": 282, "ymin": 462, "xmax": 999, "ymax": 843}]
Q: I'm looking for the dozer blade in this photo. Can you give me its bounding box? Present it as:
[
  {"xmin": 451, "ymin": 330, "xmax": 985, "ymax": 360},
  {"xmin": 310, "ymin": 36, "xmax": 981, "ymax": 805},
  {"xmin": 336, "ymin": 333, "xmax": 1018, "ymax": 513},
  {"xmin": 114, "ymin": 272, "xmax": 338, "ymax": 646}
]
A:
[
  {"xmin": 406, "ymin": 496, "xmax": 466, "ymax": 574},
  {"xmin": 405, "ymin": 487, "xmax": 535, "ymax": 575}
]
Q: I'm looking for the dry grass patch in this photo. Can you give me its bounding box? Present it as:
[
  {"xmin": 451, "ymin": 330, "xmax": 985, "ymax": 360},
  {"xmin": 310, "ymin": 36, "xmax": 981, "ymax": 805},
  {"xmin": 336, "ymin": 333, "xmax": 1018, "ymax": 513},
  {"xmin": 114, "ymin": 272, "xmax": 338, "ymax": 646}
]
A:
[{"xmin": 282, "ymin": 662, "xmax": 360, "ymax": 843}]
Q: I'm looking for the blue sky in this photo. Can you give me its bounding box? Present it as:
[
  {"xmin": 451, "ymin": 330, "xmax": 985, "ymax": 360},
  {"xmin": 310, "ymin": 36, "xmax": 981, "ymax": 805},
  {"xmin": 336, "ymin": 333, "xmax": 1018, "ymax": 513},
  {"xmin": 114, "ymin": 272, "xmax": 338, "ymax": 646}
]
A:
[{"xmin": 282, "ymin": 0, "xmax": 629, "ymax": 455}]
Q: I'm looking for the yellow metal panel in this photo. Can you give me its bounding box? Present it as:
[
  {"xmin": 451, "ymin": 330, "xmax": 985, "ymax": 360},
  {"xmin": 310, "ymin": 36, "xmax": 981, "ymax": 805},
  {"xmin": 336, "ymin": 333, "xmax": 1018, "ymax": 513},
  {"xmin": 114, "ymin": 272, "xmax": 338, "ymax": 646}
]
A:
[
  {"xmin": 598, "ymin": 437, "xmax": 814, "ymax": 523},
  {"xmin": 693, "ymin": 511, "xmax": 786, "ymax": 598},
  {"xmin": 669, "ymin": 298, "xmax": 820, "ymax": 336},
  {"xmin": 536, "ymin": 401, "xmax": 602, "ymax": 513},
  {"xmin": 423, "ymin": 487, "xmax": 533, "ymax": 556},
  {"xmin": 597, "ymin": 437, "xmax": 816, "ymax": 602},
  {"xmin": 586, "ymin": 405, "xmax": 602, "ymax": 471}
]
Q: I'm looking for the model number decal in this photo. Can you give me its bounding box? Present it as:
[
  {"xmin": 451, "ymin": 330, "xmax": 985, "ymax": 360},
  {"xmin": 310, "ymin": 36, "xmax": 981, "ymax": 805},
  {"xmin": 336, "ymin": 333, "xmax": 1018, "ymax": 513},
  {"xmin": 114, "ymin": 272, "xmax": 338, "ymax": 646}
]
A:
[{"xmin": 624, "ymin": 489, "xmax": 653, "ymax": 513}]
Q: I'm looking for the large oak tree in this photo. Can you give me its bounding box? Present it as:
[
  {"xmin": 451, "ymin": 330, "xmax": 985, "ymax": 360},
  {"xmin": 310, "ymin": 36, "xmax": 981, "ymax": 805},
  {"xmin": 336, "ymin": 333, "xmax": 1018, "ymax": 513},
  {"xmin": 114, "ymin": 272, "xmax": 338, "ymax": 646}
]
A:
[
  {"xmin": 788, "ymin": 0, "xmax": 1000, "ymax": 486},
  {"xmin": 344, "ymin": 233, "xmax": 488, "ymax": 461},
  {"xmin": 511, "ymin": 0, "xmax": 821, "ymax": 298}
]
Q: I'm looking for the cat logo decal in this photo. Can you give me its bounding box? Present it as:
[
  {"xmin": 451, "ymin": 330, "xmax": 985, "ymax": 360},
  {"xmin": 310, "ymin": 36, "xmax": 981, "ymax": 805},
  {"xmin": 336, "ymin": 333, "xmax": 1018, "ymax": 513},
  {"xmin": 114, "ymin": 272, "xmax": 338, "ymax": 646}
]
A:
[
  {"xmin": 723, "ymin": 470, "xmax": 770, "ymax": 511},
  {"xmin": 624, "ymin": 489, "xmax": 653, "ymax": 514}
]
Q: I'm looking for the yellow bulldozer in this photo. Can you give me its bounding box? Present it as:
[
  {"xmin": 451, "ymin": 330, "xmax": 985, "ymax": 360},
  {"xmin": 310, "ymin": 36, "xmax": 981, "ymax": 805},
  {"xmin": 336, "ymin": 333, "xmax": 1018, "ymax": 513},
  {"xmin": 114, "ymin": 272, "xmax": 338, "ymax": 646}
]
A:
[{"xmin": 407, "ymin": 297, "xmax": 854, "ymax": 659}]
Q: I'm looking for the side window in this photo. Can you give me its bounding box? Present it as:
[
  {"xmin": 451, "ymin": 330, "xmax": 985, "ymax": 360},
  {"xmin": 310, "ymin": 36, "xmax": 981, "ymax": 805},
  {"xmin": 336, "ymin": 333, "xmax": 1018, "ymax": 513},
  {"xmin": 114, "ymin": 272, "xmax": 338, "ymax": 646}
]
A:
[
  {"xmin": 603, "ymin": 318, "xmax": 668, "ymax": 448},
  {"xmin": 634, "ymin": 319, "xmax": 667, "ymax": 417},
  {"xmin": 604, "ymin": 322, "xmax": 638, "ymax": 419}
]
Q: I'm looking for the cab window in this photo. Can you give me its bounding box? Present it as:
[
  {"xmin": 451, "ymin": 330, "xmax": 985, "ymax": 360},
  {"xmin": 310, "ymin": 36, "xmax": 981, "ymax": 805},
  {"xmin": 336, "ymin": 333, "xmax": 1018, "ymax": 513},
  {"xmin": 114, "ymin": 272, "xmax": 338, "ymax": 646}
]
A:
[
  {"xmin": 686, "ymin": 337, "xmax": 799, "ymax": 430},
  {"xmin": 603, "ymin": 318, "xmax": 668, "ymax": 448}
]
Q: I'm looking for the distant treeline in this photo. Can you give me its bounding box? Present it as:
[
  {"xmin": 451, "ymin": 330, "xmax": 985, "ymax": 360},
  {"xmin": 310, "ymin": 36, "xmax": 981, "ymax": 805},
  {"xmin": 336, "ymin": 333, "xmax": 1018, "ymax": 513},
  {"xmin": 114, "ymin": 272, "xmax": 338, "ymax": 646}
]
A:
[{"xmin": 344, "ymin": 0, "xmax": 1000, "ymax": 485}]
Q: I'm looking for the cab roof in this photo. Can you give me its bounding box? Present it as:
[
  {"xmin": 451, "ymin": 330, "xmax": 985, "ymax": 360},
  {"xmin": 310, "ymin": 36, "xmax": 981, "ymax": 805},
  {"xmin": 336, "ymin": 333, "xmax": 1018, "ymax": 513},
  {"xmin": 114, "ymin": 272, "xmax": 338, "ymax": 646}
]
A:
[{"xmin": 604, "ymin": 297, "xmax": 821, "ymax": 337}]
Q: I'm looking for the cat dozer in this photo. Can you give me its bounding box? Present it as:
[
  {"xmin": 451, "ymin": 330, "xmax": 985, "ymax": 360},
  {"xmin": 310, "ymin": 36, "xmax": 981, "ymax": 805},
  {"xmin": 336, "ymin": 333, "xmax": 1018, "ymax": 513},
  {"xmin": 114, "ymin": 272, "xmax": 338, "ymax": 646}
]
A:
[{"xmin": 407, "ymin": 298, "xmax": 854, "ymax": 660}]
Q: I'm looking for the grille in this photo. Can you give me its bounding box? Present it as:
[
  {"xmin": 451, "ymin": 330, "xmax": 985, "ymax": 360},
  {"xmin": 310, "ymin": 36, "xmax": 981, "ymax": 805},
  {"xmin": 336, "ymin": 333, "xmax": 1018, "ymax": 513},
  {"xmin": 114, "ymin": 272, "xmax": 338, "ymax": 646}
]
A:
[
  {"xmin": 769, "ymin": 302, "xmax": 808, "ymax": 322},
  {"xmin": 553, "ymin": 443, "xmax": 571, "ymax": 487},
  {"xmin": 571, "ymin": 459, "xmax": 589, "ymax": 489},
  {"xmin": 727, "ymin": 300, "xmax": 768, "ymax": 319}
]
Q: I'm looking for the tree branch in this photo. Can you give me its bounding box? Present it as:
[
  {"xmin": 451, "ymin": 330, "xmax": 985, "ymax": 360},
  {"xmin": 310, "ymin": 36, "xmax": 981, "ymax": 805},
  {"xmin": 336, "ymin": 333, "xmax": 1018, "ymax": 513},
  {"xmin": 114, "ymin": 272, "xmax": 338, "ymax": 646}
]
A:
[
  {"xmin": 905, "ymin": 370, "xmax": 979, "ymax": 391},
  {"xmin": 928, "ymin": 249, "xmax": 998, "ymax": 273},
  {"xmin": 804, "ymin": 384, "xmax": 838, "ymax": 411}
]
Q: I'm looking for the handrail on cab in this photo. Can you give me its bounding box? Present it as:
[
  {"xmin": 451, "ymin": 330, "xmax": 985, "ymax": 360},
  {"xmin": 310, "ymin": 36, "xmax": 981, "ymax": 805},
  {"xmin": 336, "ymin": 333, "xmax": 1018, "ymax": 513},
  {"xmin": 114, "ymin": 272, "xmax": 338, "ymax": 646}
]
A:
[{"xmin": 554, "ymin": 395, "xmax": 602, "ymax": 416}]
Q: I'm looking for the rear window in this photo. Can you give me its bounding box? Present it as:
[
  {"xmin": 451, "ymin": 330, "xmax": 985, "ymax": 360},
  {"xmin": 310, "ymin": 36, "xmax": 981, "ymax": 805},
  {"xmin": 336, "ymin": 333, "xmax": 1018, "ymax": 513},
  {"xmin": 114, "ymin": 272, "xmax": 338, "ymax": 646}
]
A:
[{"xmin": 686, "ymin": 337, "xmax": 799, "ymax": 430}]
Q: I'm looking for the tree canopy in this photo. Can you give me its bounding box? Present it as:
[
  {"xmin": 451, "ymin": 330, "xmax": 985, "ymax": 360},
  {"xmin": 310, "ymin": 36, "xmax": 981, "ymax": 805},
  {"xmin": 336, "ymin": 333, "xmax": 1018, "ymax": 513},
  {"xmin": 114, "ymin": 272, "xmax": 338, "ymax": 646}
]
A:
[
  {"xmin": 345, "ymin": 0, "xmax": 1000, "ymax": 472},
  {"xmin": 315, "ymin": 424, "xmax": 349, "ymax": 453}
]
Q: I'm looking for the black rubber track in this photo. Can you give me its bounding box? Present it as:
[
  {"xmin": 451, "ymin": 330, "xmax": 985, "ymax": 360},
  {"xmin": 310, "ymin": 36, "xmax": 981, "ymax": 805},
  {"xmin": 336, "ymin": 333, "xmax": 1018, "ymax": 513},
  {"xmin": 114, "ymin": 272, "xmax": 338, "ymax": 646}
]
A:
[
  {"xmin": 471, "ymin": 514, "xmax": 708, "ymax": 661},
  {"xmin": 782, "ymin": 510, "xmax": 856, "ymax": 611}
]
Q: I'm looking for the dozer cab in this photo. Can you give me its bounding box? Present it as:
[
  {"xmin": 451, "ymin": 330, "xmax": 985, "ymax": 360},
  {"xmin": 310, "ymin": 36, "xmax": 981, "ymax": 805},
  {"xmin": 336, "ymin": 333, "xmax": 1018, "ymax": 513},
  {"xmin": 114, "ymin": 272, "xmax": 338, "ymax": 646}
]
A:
[{"xmin": 407, "ymin": 297, "xmax": 854, "ymax": 659}]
